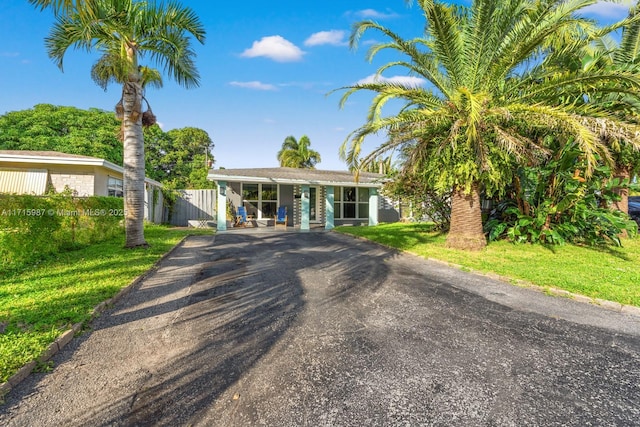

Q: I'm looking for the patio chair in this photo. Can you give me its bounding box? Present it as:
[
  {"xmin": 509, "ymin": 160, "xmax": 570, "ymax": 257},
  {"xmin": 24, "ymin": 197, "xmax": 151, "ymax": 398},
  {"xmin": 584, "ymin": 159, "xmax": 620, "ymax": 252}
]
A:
[
  {"xmin": 274, "ymin": 206, "xmax": 287, "ymax": 229},
  {"xmin": 235, "ymin": 206, "xmax": 248, "ymax": 227}
]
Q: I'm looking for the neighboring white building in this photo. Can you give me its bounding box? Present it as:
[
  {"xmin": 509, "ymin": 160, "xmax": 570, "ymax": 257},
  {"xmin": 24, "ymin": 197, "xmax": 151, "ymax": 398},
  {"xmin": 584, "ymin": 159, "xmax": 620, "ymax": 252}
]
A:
[{"xmin": 0, "ymin": 150, "xmax": 164, "ymax": 223}]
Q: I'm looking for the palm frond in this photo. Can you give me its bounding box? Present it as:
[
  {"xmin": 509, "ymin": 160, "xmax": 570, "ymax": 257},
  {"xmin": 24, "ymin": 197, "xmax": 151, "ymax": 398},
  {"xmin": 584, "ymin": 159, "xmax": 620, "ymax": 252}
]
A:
[{"xmin": 419, "ymin": 0, "xmax": 465, "ymax": 87}]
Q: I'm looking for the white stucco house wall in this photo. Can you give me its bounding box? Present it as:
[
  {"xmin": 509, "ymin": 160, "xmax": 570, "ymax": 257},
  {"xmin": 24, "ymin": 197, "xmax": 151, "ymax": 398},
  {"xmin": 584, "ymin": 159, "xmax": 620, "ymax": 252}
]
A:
[{"xmin": 0, "ymin": 150, "xmax": 164, "ymax": 223}]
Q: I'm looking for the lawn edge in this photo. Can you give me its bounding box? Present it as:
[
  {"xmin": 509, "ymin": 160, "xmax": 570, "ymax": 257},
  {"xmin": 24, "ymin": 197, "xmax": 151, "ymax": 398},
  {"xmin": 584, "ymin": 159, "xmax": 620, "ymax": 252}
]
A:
[
  {"xmin": 0, "ymin": 234, "xmax": 192, "ymax": 402},
  {"xmin": 335, "ymin": 230, "xmax": 640, "ymax": 317}
]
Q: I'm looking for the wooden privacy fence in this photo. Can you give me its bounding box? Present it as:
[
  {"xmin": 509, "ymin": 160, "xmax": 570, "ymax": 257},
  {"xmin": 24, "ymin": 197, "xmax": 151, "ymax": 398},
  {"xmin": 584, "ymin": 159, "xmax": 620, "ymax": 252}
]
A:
[{"xmin": 169, "ymin": 189, "xmax": 216, "ymax": 227}]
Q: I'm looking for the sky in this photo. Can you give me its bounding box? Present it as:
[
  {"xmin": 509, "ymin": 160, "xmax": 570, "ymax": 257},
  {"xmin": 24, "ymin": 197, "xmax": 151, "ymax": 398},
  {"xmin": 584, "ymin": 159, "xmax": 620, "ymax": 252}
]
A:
[{"xmin": 0, "ymin": 1, "xmax": 635, "ymax": 171}]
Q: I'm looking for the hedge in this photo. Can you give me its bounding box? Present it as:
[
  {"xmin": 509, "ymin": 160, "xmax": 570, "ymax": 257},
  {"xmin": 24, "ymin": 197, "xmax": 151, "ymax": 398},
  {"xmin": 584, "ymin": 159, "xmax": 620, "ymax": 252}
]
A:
[{"xmin": 0, "ymin": 194, "xmax": 124, "ymax": 270}]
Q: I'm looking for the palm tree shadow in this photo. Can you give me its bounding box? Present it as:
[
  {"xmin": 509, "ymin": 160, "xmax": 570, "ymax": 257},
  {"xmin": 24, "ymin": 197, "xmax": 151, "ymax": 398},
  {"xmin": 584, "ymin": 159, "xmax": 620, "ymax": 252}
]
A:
[{"xmin": 4, "ymin": 232, "xmax": 394, "ymax": 426}]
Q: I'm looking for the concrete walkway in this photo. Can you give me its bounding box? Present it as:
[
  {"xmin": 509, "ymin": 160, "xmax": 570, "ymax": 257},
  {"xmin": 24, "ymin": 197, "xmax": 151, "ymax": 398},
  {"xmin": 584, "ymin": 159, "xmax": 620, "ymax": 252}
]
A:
[{"xmin": 1, "ymin": 232, "xmax": 639, "ymax": 426}]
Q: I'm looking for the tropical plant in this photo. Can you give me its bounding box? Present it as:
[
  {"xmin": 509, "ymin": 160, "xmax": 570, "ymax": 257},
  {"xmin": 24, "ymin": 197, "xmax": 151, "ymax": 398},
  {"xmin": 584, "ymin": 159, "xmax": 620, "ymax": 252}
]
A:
[
  {"xmin": 485, "ymin": 141, "xmax": 638, "ymax": 246},
  {"xmin": 337, "ymin": 0, "xmax": 640, "ymax": 250},
  {"xmin": 564, "ymin": 5, "xmax": 640, "ymax": 215},
  {"xmin": 277, "ymin": 135, "xmax": 321, "ymax": 169},
  {"xmin": 43, "ymin": 0, "xmax": 205, "ymax": 247},
  {"xmin": 359, "ymin": 155, "xmax": 395, "ymax": 175},
  {"xmin": 29, "ymin": 0, "xmax": 84, "ymax": 11}
]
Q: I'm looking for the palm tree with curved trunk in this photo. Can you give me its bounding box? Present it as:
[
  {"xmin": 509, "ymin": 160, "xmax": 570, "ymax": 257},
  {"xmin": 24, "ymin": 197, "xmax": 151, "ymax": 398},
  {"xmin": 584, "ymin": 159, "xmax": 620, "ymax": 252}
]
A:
[
  {"xmin": 45, "ymin": 0, "xmax": 205, "ymax": 247},
  {"xmin": 338, "ymin": 0, "xmax": 640, "ymax": 250},
  {"xmin": 277, "ymin": 135, "xmax": 321, "ymax": 169}
]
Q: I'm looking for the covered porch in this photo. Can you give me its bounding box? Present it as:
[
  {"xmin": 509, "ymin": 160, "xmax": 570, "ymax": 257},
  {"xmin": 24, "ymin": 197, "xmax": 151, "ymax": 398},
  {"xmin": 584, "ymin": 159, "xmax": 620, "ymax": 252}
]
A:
[{"xmin": 207, "ymin": 167, "xmax": 386, "ymax": 232}]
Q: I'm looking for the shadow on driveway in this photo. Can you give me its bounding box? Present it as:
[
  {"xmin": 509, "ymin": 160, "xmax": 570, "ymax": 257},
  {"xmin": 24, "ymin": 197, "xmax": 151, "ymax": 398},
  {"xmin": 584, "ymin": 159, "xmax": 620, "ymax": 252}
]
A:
[{"xmin": 0, "ymin": 232, "xmax": 396, "ymax": 426}]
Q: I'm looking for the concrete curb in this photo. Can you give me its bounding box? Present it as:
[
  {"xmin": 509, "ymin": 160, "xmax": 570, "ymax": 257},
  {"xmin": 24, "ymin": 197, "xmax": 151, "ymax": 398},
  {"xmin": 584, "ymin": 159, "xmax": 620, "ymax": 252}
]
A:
[
  {"xmin": 337, "ymin": 231, "xmax": 640, "ymax": 318},
  {"xmin": 0, "ymin": 235, "xmax": 192, "ymax": 402}
]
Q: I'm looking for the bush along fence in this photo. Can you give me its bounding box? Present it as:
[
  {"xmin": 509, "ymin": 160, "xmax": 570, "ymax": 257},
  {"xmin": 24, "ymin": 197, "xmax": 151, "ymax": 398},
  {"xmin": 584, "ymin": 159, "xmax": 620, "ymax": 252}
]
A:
[{"xmin": 0, "ymin": 193, "xmax": 124, "ymax": 270}]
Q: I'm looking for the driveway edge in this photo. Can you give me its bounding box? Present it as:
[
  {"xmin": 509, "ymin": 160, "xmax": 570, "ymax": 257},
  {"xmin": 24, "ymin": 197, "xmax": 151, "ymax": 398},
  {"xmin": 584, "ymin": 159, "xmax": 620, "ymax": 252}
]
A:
[
  {"xmin": 0, "ymin": 235, "xmax": 193, "ymax": 402},
  {"xmin": 336, "ymin": 231, "xmax": 640, "ymax": 318}
]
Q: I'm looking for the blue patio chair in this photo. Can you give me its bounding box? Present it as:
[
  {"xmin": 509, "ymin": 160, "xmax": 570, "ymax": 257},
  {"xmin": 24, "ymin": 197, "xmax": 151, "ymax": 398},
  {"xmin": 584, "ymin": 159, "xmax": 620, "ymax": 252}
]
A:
[
  {"xmin": 235, "ymin": 206, "xmax": 248, "ymax": 227},
  {"xmin": 274, "ymin": 206, "xmax": 287, "ymax": 229}
]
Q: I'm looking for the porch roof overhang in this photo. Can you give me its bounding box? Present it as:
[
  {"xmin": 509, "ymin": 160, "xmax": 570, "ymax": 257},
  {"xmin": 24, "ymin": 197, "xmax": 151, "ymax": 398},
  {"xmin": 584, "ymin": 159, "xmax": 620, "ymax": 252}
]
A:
[{"xmin": 207, "ymin": 167, "xmax": 386, "ymax": 188}]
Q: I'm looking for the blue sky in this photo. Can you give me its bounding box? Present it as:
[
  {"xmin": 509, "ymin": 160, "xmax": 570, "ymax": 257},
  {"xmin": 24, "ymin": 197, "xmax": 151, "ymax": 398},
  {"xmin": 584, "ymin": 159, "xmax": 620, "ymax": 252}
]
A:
[{"xmin": 0, "ymin": 1, "xmax": 634, "ymax": 170}]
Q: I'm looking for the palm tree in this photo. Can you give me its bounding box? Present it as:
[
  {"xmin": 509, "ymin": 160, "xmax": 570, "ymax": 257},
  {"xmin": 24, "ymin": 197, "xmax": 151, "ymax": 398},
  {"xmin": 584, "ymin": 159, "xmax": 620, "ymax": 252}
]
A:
[
  {"xmin": 29, "ymin": 0, "xmax": 96, "ymax": 19},
  {"xmin": 45, "ymin": 0, "xmax": 205, "ymax": 247},
  {"xmin": 30, "ymin": 0, "xmax": 81, "ymax": 10},
  {"xmin": 338, "ymin": 0, "xmax": 640, "ymax": 250},
  {"xmin": 574, "ymin": 5, "xmax": 640, "ymax": 215},
  {"xmin": 277, "ymin": 135, "xmax": 321, "ymax": 169}
]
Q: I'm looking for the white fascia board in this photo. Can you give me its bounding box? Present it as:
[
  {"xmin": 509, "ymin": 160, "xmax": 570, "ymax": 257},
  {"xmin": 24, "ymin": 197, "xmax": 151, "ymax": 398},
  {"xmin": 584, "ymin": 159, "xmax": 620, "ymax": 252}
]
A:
[
  {"xmin": 0, "ymin": 153, "xmax": 162, "ymax": 188},
  {"xmin": 0, "ymin": 153, "xmax": 122, "ymax": 172}
]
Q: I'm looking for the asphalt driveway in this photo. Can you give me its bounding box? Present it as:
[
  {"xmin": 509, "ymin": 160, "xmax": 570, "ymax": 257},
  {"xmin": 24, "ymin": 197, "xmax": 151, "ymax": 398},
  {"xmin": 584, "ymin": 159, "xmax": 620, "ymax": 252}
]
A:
[{"xmin": 1, "ymin": 231, "xmax": 639, "ymax": 426}]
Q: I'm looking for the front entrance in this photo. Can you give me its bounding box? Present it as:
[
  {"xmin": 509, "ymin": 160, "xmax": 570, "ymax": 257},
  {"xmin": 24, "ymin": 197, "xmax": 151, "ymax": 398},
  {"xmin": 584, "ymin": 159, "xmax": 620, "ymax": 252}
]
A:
[{"xmin": 310, "ymin": 186, "xmax": 320, "ymax": 223}]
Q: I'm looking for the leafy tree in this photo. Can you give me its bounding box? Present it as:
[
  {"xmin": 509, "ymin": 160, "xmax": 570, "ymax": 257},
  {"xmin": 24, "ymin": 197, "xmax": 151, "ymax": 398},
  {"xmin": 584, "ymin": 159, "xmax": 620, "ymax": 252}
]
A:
[
  {"xmin": 145, "ymin": 125, "xmax": 214, "ymax": 189},
  {"xmin": 0, "ymin": 104, "xmax": 122, "ymax": 163},
  {"xmin": 43, "ymin": 0, "xmax": 205, "ymax": 247},
  {"xmin": 277, "ymin": 135, "xmax": 321, "ymax": 169},
  {"xmin": 338, "ymin": 0, "xmax": 640, "ymax": 250}
]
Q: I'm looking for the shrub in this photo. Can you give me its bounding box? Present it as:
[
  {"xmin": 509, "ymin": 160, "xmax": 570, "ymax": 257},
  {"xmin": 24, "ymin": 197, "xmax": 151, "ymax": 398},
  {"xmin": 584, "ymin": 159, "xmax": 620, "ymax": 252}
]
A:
[
  {"xmin": 485, "ymin": 143, "xmax": 638, "ymax": 246},
  {"xmin": 0, "ymin": 194, "xmax": 124, "ymax": 269}
]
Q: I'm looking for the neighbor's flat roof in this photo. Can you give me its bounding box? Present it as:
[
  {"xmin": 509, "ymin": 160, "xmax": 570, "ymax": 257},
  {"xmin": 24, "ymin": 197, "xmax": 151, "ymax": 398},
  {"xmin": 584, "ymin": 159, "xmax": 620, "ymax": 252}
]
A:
[{"xmin": 0, "ymin": 150, "xmax": 162, "ymax": 187}]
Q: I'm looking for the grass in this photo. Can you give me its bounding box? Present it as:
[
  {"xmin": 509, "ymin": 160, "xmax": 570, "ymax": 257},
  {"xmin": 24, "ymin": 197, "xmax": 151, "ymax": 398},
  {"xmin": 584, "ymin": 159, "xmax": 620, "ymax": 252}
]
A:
[
  {"xmin": 335, "ymin": 223, "xmax": 640, "ymax": 308},
  {"xmin": 0, "ymin": 224, "xmax": 212, "ymax": 384}
]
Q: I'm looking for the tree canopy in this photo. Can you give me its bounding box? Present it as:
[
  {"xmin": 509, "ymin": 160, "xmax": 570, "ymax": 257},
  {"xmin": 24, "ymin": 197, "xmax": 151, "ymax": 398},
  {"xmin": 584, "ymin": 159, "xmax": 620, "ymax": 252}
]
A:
[
  {"xmin": 0, "ymin": 104, "xmax": 122, "ymax": 164},
  {"xmin": 145, "ymin": 125, "xmax": 214, "ymax": 189},
  {"xmin": 0, "ymin": 104, "xmax": 214, "ymax": 190}
]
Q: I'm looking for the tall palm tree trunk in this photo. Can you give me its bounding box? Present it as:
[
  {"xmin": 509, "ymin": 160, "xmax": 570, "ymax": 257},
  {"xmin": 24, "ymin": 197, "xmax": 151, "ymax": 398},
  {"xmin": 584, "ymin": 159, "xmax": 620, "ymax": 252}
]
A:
[
  {"xmin": 122, "ymin": 79, "xmax": 148, "ymax": 248},
  {"xmin": 446, "ymin": 183, "xmax": 486, "ymax": 250}
]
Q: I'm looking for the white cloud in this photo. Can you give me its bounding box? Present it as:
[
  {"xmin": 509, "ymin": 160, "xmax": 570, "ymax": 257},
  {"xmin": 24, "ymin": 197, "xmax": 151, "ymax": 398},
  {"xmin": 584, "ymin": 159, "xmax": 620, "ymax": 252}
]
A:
[
  {"xmin": 240, "ymin": 35, "xmax": 305, "ymax": 62},
  {"xmin": 0, "ymin": 52, "xmax": 19, "ymax": 57},
  {"xmin": 351, "ymin": 9, "xmax": 399, "ymax": 20},
  {"xmin": 304, "ymin": 30, "xmax": 348, "ymax": 47},
  {"xmin": 229, "ymin": 81, "xmax": 278, "ymax": 91},
  {"xmin": 581, "ymin": 0, "xmax": 634, "ymax": 19},
  {"xmin": 356, "ymin": 74, "xmax": 425, "ymax": 87}
]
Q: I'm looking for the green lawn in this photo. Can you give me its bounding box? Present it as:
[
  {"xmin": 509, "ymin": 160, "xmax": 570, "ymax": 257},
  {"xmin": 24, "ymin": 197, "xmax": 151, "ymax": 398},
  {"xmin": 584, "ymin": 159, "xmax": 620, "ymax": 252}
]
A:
[
  {"xmin": 335, "ymin": 223, "xmax": 640, "ymax": 308},
  {"xmin": 0, "ymin": 225, "xmax": 212, "ymax": 384}
]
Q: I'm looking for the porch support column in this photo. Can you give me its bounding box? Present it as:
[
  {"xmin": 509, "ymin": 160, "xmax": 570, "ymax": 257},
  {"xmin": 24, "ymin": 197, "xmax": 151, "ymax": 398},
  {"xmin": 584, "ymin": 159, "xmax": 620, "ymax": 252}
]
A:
[
  {"xmin": 301, "ymin": 184, "xmax": 310, "ymax": 231},
  {"xmin": 369, "ymin": 187, "xmax": 379, "ymax": 226},
  {"xmin": 217, "ymin": 181, "xmax": 227, "ymax": 231},
  {"xmin": 325, "ymin": 186, "xmax": 334, "ymax": 230}
]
